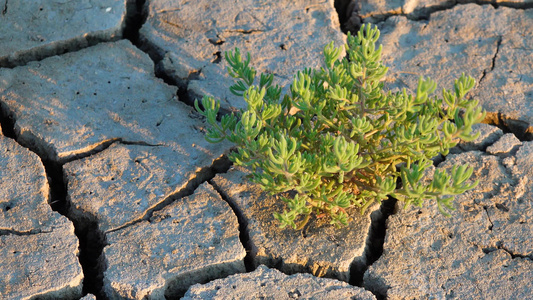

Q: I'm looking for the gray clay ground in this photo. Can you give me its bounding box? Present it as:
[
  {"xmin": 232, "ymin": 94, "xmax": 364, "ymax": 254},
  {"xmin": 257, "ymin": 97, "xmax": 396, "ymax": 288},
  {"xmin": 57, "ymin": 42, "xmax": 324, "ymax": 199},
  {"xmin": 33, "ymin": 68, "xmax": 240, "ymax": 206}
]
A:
[{"xmin": 1, "ymin": 1, "xmax": 532, "ymax": 299}]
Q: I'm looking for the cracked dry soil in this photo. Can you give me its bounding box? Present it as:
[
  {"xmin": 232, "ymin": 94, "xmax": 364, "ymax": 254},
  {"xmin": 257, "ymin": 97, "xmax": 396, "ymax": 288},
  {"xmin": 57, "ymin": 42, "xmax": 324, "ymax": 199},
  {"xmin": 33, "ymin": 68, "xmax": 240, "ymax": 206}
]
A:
[{"xmin": 1, "ymin": 1, "xmax": 532, "ymax": 300}]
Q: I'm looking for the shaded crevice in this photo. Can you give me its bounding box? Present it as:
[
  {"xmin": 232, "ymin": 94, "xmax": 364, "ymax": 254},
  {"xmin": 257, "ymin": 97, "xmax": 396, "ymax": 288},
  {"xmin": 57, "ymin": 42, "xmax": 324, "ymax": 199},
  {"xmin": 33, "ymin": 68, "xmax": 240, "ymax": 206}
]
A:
[
  {"xmin": 56, "ymin": 139, "xmax": 121, "ymax": 165},
  {"xmin": 117, "ymin": 140, "xmax": 162, "ymax": 147},
  {"xmin": 2, "ymin": 0, "xmax": 7, "ymax": 15},
  {"xmin": 336, "ymin": 0, "xmax": 365, "ymax": 34},
  {"xmin": 367, "ymin": 1, "xmax": 458, "ymax": 22},
  {"xmin": 0, "ymin": 228, "xmax": 47, "ymax": 236},
  {"xmin": 432, "ymin": 153, "xmax": 446, "ymax": 167},
  {"xmin": 479, "ymin": 35, "xmax": 502, "ymax": 84},
  {"xmin": 0, "ymin": 30, "xmax": 121, "ymax": 69},
  {"xmin": 490, "ymin": 0, "xmax": 533, "ymax": 9},
  {"xmin": 483, "ymin": 113, "xmax": 515, "ymax": 135},
  {"xmin": 498, "ymin": 245, "xmax": 532, "ymax": 260},
  {"xmin": 208, "ymin": 37, "xmax": 225, "ymax": 46},
  {"xmin": 125, "ymin": 1, "xmax": 168, "ymax": 67},
  {"xmin": 209, "ymin": 178, "xmax": 255, "ymax": 273},
  {"xmin": 44, "ymin": 160, "xmax": 69, "ymax": 214},
  {"xmin": 350, "ymin": 1, "xmax": 533, "ymax": 26},
  {"xmin": 122, "ymin": 0, "xmax": 148, "ymax": 46},
  {"xmin": 0, "ymin": 101, "xmax": 16, "ymax": 139},
  {"xmin": 154, "ymin": 65, "xmax": 196, "ymax": 108},
  {"xmin": 66, "ymin": 210, "xmax": 108, "ymax": 300},
  {"xmin": 156, "ymin": 65, "xmax": 236, "ymax": 118},
  {"xmin": 482, "ymin": 205, "xmax": 495, "ymax": 231},
  {"xmin": 106, "ymin": 154, "xmax": 233, "ymax": 234},
  {"xmin": 334, "ymin": 0, "xmax": 356, "ymax": 33},
  {"xmin": 483, "ymin": 112, "xmax": 533, "ymax": 141},
  {"xmin": 135, "ymin": 35, "xmax": 165, "ymax": 66},
  {"xmin": 351, "ymin": 198, "xmax": 396, "ymax": 297},
  {"xmin": 212, "ymin": 51, "xmax": 222, "ymax": 64},
  {"xmin": 224, "ymin": 29, "xmax": 264, "ymax": 35},
  {"xmin": 482, "ymin": 242, "xmax": 533, "ymax": 260}
]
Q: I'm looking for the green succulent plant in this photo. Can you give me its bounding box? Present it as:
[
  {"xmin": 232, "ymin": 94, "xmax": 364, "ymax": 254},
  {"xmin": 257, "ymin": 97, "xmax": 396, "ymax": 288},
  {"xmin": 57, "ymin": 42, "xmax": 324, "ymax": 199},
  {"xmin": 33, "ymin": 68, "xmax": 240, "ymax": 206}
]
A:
[{"xmin": 195, "ymin": 24, "xmax": 485, "ymax": 230}]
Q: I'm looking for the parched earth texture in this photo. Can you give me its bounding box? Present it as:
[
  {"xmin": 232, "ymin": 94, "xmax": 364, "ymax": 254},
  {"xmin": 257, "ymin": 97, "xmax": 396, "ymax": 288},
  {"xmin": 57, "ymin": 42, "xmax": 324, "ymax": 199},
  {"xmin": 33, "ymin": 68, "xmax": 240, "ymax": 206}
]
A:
[{"xmin": 1, "ymin": 1, "xmax": 532, "ymax": 299}]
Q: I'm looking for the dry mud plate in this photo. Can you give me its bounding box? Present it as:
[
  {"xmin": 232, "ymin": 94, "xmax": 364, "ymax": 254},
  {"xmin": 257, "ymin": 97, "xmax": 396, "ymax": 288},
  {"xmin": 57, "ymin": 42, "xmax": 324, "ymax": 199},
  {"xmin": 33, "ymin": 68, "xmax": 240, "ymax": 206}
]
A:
[{"xmin": 1, "ymin": 0, "xmax": 532, "ymax": 299}]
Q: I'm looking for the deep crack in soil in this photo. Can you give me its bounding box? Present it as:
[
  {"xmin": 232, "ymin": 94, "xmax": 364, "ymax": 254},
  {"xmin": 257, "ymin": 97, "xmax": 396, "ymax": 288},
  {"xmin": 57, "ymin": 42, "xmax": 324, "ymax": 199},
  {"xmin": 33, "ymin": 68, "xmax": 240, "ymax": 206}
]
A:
[
  {"xmin": 46, "ymin": 158, "xmax": 108, "ymax": 299},
  {"xmin": 105, "ymin": 154, "xmax": 234, "ymax": 235},
  {"xmin": 69, "ymin": 212, "xmax": 108, "ymax": 299},
  {"xmin": 123, "ymin": 0, "xmax": 148, "ymax": 46},
  {"xmin": 351, "ymin": 197, "xmax": 396, "ymax": 300},
  {"xmin": 0, "ymin": 99, "xmax": 107, "ymax": 299},
  {"xmin": 209, "ymin": 177, "xmax": 256, "ymax": 272},
  {"xmin": 346, "ymin": 0, "xmax": 533, "ymax": 26},
  {"xmin": 484, "ymin": 112, "xmax": 533, "ymax": 142},
  {"xmin": 122, "ymin": 0, "xmax": 205, "ymax": 114}
]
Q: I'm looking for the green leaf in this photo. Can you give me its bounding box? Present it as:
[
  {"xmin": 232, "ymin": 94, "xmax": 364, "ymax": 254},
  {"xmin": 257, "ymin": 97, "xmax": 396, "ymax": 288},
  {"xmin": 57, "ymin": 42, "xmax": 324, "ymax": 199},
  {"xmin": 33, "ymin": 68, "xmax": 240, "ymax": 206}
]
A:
[{"xmin": 324, "ymin": 41, "xmax": 343, "ymax": 68}]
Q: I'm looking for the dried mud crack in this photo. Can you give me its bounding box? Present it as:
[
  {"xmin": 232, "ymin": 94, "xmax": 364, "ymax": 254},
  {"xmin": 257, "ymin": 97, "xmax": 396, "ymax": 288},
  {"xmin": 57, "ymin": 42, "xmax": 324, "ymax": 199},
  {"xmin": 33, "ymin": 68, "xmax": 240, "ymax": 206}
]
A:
[
  {"xmin": 352, "ymin": 198, "xmax": 396, "ymax": 300},
  {"xmin": 67, "ymin": 210, "xmax": 108, "ymax": 299},
  {"xmin": 123, "ymin": 0, "xmax": 148, "ymax": 46},
  {"xmin": 106, "ymin": 154, "xmax": 234, "ymax": 234},
  {"xmin": 1, "ymin": 99, "xmax": 106, "ymax": 299},
  {"xmin": 484, "ymin": 112, "xmax": 533, "ymax": 142},
  {"xmin": 334, "ymin": 0, "xmax": 361, "ymax": 33},
  {"xmin": 209, "ymin": 177, "xmax": 256, "ymax": 272},
  {"xmin": 348, "ymin": 0, "xmax": 533, "ymax": 25},
  {"xmin": 483, "ymin": 242, "xmax": 533, "ymax": 260},
  {"xmin": 48, "ymin": 159, "xmax": 109, "ymax": 299},
  {"xmin": 2, "ymin": 0, "xmax": 7, "ymax": 16},
  {"xmin": 122, "ymin": 0, "xmax": 205, "ymax": 112},
  {"xmin": 479, "ymin": 35, "xmax": 502, "ymax": 84}
]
